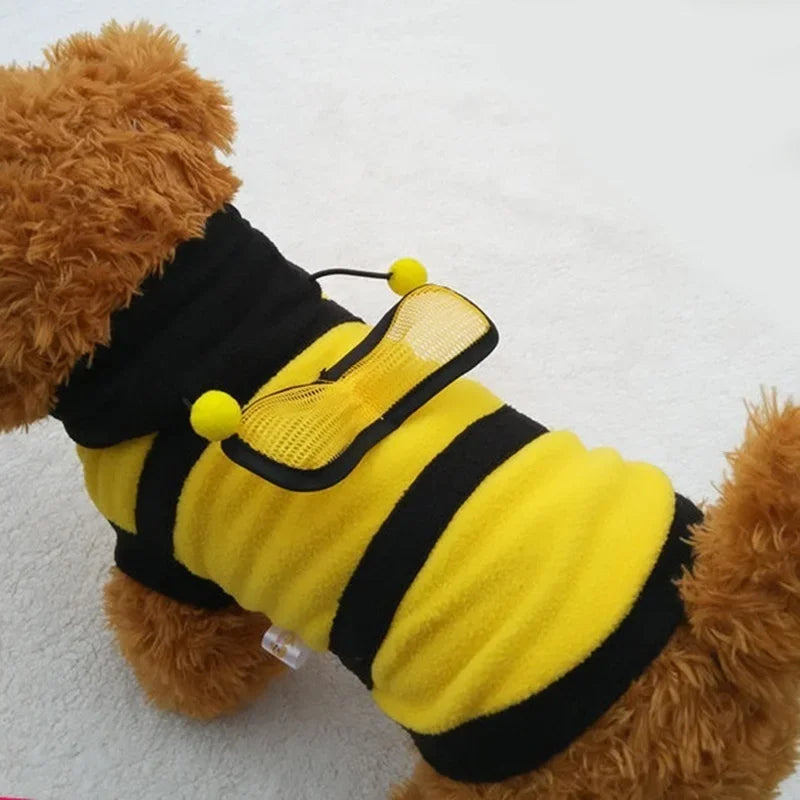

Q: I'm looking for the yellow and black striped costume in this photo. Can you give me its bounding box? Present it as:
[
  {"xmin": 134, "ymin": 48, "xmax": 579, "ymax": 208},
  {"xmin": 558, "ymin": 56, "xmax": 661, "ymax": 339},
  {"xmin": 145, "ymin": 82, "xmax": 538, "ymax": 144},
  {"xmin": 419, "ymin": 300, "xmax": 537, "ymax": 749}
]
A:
[{"xmin": 53, "ymin": 206, "xmax": 701, "ymax": 783}]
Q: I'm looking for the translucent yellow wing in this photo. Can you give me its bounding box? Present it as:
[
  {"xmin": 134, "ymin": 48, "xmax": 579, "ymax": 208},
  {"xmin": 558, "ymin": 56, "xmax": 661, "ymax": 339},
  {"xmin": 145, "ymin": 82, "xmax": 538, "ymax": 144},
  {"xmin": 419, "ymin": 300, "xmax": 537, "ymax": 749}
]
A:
[{"xmin": 221, "ymin": 284, "xmax": 498, "ymax": 490}]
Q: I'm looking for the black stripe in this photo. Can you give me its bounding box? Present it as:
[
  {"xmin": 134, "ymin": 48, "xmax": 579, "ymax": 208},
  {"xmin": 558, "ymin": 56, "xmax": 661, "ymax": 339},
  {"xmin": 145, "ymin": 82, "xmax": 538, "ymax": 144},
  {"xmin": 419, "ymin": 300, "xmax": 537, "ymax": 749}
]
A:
[
  {"xmin": 329, "ymin": 406, "xmax": 548, "ymax": 688},
  {"xmin": 411, "ymin": 493, "xmax": 702, "ymax": 783},
  {"xmin": 134, "ymin": 424, "xmax": 207, "ymax": 562},
  {"xmin": 113, "ymin": 523, "xmax": 232, "ymax": 609}
]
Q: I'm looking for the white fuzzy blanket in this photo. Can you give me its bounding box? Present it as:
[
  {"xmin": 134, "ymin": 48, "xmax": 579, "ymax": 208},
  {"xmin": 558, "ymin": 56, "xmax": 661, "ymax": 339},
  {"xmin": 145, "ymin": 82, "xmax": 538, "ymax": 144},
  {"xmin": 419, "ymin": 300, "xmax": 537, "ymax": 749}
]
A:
[{"xmin": 2, "ymin": 1, "xmax": 799, "ymax": 797}]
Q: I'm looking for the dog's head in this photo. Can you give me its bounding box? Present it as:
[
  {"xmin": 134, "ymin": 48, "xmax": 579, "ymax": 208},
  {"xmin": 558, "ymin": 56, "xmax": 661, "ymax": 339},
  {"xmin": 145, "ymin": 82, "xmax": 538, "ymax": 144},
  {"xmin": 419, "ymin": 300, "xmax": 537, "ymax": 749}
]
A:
[{"xmin": 0, "ymin": 21, "xmax": 241, "ymax": 430}]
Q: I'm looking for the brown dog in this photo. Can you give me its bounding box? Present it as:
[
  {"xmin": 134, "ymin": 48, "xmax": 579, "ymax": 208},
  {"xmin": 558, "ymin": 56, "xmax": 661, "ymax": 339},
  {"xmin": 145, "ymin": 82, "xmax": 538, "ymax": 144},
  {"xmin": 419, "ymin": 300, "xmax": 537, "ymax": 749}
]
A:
[{"xmin": 2, "ymin": 22, "xmax": 800, "ymax": 799}]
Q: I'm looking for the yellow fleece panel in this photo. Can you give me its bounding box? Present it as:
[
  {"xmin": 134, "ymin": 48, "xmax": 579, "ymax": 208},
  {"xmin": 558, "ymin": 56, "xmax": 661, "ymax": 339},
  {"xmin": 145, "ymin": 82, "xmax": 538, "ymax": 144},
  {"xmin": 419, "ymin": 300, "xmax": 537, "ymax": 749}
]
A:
[
  {"xmin": 173, "ymin": 322, "xmax": 504, "ymax": 651},
  {"xmin": 371, "ymin": 430, "xmax": 674, "ymax": 734},
  {"xmin": 76, "ymin": 434, "xmax": 155, "ymax": 533}
]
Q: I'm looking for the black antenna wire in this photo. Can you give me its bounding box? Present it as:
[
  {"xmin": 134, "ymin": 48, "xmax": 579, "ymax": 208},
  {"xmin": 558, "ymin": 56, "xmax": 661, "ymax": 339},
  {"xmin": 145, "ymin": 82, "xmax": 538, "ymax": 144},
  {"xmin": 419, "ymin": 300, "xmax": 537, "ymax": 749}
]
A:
[{"xmin": 310, "ymin": 268, "xmax": 390, "ymax": 282}]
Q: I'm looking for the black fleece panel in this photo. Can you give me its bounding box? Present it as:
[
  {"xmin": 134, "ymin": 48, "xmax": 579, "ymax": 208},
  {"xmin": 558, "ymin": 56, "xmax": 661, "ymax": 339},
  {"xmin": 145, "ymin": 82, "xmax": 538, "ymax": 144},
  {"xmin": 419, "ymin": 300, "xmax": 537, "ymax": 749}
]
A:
[
  {"xmin": 113, "ymin": 523, "xmax": 232, "ymax": 609},
  {"xmin": 53, "ymin": 205, "xmax": 357, "ymax": 447}
]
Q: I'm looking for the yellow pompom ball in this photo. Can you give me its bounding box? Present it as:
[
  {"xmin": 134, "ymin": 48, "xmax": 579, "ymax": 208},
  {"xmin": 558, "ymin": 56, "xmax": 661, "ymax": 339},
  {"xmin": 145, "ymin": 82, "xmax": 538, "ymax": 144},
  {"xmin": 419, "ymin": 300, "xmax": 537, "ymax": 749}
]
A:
[
  {"xmin": 190, "ymin": 390, "xmax": 242, "ymax": 441},
  {"xmin": 388, "ymin": 258, "xmax": 427, "ymax": 296}
]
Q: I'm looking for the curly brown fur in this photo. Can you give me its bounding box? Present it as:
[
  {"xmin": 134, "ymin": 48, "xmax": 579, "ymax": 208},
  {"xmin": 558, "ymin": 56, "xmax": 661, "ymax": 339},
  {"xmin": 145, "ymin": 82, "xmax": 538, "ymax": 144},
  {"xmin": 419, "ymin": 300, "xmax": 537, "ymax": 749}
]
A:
[
  {"xmin": 683, "ymin": 393, "xmax": 800, "ymax": 693},
  {"xmin": 0, "ymin": 21, "xmax": 239, "ymax": 431},
  {"xmin": 394, "ymin": 396, "xmax": 800, "ymax": 799},
  {"xmin": 104, "ymin": 567, "xmax": 286, "ymax": 719}
]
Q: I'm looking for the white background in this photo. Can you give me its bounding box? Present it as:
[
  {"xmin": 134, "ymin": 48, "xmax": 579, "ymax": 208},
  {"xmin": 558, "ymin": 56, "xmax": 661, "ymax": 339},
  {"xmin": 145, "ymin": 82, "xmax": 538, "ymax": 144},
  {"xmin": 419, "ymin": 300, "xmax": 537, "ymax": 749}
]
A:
[{"xmin": 1, "ymin": 1, "xmax": 799, "ymax": 798}]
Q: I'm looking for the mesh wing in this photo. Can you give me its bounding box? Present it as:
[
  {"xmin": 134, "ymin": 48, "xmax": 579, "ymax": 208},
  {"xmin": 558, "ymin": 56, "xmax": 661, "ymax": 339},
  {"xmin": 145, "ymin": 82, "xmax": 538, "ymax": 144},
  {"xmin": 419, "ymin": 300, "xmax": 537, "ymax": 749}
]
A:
[{"xmin": 225, "ymin": 285, "xmax": 497, "ymax": 488}]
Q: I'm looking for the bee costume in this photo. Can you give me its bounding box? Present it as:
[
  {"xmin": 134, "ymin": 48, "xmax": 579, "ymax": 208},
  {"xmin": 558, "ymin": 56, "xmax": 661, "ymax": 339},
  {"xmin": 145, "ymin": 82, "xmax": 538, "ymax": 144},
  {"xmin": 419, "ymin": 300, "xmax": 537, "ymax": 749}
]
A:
[{"xmin": 53, "ymin": 206, "xmax": 702, "ymax": 783}]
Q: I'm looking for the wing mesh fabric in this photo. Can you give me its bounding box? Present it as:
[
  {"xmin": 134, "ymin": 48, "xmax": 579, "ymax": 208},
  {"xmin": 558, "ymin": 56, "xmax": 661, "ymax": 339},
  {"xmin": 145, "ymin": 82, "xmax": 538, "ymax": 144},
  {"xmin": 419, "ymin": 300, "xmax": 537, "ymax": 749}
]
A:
[{"xmin": 237, "ymin": 286, "xmax": 490, "ymax": 470}]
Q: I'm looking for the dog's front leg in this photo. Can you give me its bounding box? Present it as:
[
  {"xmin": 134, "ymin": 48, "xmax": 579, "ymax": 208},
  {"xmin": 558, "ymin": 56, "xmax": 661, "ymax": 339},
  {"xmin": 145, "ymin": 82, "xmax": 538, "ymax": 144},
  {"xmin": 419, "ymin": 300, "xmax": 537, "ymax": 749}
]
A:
[{"xmin": 103, "ymin": 567, "xmax": 286, "ymax": 719}]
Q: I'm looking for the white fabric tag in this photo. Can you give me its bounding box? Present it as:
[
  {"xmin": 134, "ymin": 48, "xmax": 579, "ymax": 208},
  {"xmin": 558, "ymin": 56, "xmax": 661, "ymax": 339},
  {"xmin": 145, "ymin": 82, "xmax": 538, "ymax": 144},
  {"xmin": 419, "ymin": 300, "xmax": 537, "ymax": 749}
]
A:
[{"xmin": 261, "ymin": 624, "xmax": 312, "ymax": 669}]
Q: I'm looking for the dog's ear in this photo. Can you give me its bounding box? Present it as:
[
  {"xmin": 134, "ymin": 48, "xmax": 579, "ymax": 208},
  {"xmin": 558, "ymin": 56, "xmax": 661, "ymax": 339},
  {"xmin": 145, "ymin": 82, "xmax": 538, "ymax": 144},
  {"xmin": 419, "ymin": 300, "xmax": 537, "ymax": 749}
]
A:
[{"xmin": 0, "ymin": 22, "xmax": 241, "ymax": 431}]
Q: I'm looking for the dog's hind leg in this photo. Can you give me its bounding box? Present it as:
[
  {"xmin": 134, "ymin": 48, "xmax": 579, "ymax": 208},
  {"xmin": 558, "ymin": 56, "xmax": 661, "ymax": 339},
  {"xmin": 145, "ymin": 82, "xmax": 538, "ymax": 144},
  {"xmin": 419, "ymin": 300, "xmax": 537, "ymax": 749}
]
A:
[
  {"xmin": 681, "ymin": 393, "xmax": 800, "ymax": 698},
  {"xmin": 103, "ymin": 567, "xmax": 286, "ymax": 719}
]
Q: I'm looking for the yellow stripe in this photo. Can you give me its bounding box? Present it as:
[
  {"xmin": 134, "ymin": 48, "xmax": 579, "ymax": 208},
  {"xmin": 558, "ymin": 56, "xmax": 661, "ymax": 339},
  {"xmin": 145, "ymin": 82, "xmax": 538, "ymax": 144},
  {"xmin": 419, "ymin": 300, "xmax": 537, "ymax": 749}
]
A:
[
  {"xmin": 371, "ymin": 431, "xmax": 674, "ymax": 733},
  {"xmin": 173, "ymin": 321, "xmax": 503, "ymax": 651},
  {"xmin": 76, "ymin": 434, "xmax": 156, "ymax": 533}
]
